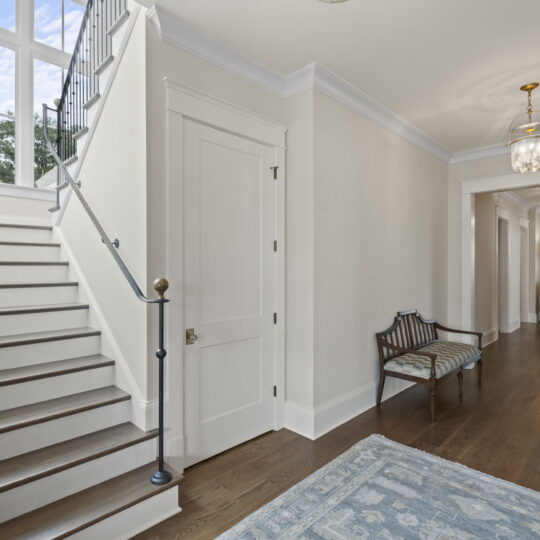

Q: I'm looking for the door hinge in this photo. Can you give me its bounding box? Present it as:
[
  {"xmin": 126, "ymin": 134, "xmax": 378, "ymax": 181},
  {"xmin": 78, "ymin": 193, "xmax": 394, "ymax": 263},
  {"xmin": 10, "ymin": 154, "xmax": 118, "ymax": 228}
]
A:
[
  {"xmin": 273, "ymin": 313, "xmax": 277, "ymax": 324},
  {"xmin": 270, "ymin": 166, "xmax": 278, "ymax": 180},
  {"xmin": 273, "ymin": 240, "xmax": 277, "ymax": 252},
  {"xmin": 273, "ymin": 385, "xmax": 277, "ymax": 397}
]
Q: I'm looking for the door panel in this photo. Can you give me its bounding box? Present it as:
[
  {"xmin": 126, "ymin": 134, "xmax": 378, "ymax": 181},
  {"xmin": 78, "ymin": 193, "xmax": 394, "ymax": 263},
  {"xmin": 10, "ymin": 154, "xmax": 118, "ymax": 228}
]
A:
[{"xmin": 184, "ymin": 120, "xmax": 276, "ymax": 467}]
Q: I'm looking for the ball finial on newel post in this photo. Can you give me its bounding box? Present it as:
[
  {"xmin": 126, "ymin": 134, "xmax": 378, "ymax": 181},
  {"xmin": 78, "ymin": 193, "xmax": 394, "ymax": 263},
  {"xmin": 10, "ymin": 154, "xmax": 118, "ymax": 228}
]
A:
[{"xmin": 153, "ymin": 278, "xmax": 169, "ymax": 300}]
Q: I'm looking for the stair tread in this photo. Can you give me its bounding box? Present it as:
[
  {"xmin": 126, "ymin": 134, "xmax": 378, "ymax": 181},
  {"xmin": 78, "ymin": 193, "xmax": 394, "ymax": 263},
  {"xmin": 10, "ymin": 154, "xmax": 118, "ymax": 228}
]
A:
[
  {"xmin": 0, "ymin": 461, "xmax": 180, "ymax": 539},
  {"xmin": 0, "ymin": 386, "xmax": 130, "ymax": 434},
  {"xmin": 0, "ymin": 282, "xmax": 78, "ymax": 289},
  {"xmin": 0, "ymin": 422, "xmax": 157, "ymax": 493},
  {"xmin": 0, "ymin": 224, "xmax": 52, "ymax": 231},
  {"xmin": 0, "ymin": 303, "xmax": 89, "ymax": 316},
  {"xmin": 0, "ymin": 326, "xmax": 100, "ymax": 348},
  {"xmin": 0, "ymin": 241, "xmax": 60, "ymax": 247},
  {"xmin": 0, "ymin": 354, "xmax": 114, "ymax": 386}
]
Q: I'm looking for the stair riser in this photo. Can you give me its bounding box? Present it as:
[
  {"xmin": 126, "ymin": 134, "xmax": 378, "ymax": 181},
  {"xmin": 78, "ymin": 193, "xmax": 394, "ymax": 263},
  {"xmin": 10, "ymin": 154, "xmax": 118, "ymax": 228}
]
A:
[
  {"xmin": 0, "ymin": 334, "xmax": 101, "ymax": 370},
  {"xmin": 0, "ymin": 308, "xmax": 88, "ymax": 335},
  {"xmin": 0, "ymin": 366, "xmax": 114, "ymax": 409},
  {"xmin": 0, "ymin": 244, "xmax": 61, "ymax": 262},
  {"xmin": 0, "ymin": 400, "xmax": 131, "ymax": 459},
  {"xmin": 72, "ymin": 485, "xmax": 180, "ymax": 540},
  {"xmin": 0, "ymin": 286, "xmax": 78, "ymax": 308},
  {"xmin": 0, "ymin": 265, "xmax": 69, "ymax": 283},
  {"xmin": 0, "ymin": 439, "xmax": 156, "ymax": 521},
  {"xmin": 0, "ymin": 228, "xmax": 53, "ymax": 243}
]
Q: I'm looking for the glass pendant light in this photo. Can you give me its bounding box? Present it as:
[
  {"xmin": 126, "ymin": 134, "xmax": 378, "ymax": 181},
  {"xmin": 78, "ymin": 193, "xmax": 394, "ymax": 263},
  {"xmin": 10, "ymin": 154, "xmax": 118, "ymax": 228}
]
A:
[{"xmin": 508, "ymin": 83, "xmax": 540, "ymax": 173}]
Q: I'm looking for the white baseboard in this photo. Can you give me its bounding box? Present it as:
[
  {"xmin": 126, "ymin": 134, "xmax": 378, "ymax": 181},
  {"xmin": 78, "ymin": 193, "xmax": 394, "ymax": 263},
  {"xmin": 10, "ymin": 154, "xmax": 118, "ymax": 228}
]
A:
[
  {"xmin": 499, "ymin": 319, "xmax": 521, "ymax": 334},
  {"xmin": 284, "ymin": 377, "xmax": 414, "ymax": 441},
  {"xmin": 482, "ymin": 327, "xmax": 498, "ymax": 347},
  {"xmin": 284, "ymin": 402, "xmax": 315, "ymax": 440}
]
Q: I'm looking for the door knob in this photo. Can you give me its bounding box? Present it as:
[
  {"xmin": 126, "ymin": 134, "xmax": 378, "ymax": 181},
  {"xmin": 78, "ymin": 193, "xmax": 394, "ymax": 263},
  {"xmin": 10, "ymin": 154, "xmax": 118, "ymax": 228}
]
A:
[{"xmin": 186, "ymin": 328, "xmax": 199, "ymax": 345}]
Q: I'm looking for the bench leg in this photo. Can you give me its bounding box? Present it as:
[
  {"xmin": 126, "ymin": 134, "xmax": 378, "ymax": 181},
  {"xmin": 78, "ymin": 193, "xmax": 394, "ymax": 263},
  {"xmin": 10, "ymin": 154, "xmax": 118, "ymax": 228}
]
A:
[
  {"xmin": 457, "ymin": 370, "xmax": 463, "ymax": 404},
  {"xmin": 430, "ymin": 380, "xmax": 438, "ymax": 422},
  {"xmin": 376, "ymin": 374, "xmax": 386, "ymax": 406},
  {"xmin": 477, "ymin": 358, "xmax": 483, "ymax": 387}
]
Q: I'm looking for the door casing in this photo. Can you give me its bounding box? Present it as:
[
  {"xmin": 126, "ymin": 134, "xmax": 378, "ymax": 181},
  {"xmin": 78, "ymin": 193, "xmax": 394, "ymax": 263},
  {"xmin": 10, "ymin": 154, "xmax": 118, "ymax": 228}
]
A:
[{"xmin": 163, "ymin": 80, "xmax": 286, "ymax": 472}]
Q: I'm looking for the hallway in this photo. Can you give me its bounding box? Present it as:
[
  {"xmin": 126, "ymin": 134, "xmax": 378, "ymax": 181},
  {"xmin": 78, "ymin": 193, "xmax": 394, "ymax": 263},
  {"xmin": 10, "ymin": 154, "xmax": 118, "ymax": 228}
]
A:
[{"xmin": 136, "ymin": 323, "xmax": 540, "ymax": 539}]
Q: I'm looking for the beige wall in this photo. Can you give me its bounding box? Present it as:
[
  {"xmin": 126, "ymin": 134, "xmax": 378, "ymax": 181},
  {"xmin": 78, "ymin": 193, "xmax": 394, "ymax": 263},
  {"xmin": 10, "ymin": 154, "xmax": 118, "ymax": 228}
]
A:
[{"xmin": 313, "ymin": 90, "xmax": 448, "ymax": 409}]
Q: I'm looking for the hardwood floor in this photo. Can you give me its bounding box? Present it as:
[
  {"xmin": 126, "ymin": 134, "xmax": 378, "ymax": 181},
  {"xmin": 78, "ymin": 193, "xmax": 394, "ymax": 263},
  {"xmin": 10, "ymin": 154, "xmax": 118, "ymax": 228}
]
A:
[{"xmin": 135, "ymin": 324, "xmax": 540, "ymax": 539}]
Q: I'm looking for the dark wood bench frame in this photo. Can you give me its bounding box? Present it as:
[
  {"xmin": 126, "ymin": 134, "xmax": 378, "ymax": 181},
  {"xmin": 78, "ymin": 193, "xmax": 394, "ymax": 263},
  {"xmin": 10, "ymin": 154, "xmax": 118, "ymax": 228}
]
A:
[{"xmin": 375, "ymin": 310, "xmax": 483, "ymax": 422}]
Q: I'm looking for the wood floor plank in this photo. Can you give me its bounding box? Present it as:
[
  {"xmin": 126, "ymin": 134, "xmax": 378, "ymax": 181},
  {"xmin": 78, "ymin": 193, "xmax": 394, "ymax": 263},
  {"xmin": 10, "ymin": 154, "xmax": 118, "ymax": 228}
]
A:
[
  {"xmin": 134, "ymin": 323, "xmax": 540, "ymax": 540},
  {"xmin": 0, "ymin": 327, "xmax": 100, "ymax": 348}
]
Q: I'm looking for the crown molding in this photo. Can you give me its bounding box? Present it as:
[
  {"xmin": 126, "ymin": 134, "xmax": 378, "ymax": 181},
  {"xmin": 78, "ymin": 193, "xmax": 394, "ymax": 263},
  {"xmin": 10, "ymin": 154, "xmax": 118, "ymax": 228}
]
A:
[
  {"xmin": 450, "ymin": 142, "xmax": 509, "ymax": 165},
  {"xmin": 147, "ymin": 5, "xmax": 512, "ymax": 166},
  {"xmin": 147, "ymin": 5, "xmax": 284, "ymax": 95},
  {"xmin": 500, "ymin": 190, "xmax": 529, "ymax": 211}
]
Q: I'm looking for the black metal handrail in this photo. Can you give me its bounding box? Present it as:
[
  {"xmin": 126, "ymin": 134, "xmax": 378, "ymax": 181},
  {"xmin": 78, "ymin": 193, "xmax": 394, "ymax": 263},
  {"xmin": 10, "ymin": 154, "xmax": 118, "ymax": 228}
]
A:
[{"xmin": 42, "ymin": 0, "xmax": 172, "ymax": 486}]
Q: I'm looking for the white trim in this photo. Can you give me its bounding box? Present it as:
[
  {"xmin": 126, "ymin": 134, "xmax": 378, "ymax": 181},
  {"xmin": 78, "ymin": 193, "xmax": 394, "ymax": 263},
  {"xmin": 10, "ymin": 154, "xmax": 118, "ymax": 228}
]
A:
[
  {"xmin": 284, "ymin": 402, "xmax": 315, "ymax": 440},
  {"xmin": 147, "ymin": 5, "xmax": 284, "ymax": 95},
  {"xmin": 501, "ymin": 191, "xmax": 529, "ymax": 211},
  {"xmin": 309, "ymin": 63, "xmax": 451, "ymax": 163},
  {"xmin": 482, "ymin": 328, "xmax": 499, "ymax": 347},
  {"xmin": 461, "ymin": 172, "xmax": 540, "ymax": 195},
  {"xmin": 164, "ymin": 82, "xmax": 287, "ymax": 467},
  {"xmin": 147, "ymin": 7, "xmax": 452, "ymax": 163},
  {"xmin": 501, "ymin": 318, "xmax": 521, "ymax": 334},
  {"xmin": 450, "ymin": 142, "xmax": 509, "ymax": 164},
  {"xmin": 0, "ymin": 183, "xmax": 55, "ymax": 201},
  {"xmin": 528, "ymin": 313, "xmax": 538, "ymax": 323},
  {"xmin": 519, "ymin": 216, "xmax": 530, "ymax": 229},
  {"xmin": 285, "ymin": 379, "xmax": 414, "ymax": 441}
]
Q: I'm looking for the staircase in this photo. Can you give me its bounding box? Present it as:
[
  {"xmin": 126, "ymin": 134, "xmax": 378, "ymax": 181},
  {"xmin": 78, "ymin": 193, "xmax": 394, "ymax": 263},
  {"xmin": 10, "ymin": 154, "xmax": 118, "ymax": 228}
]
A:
[
  {"xmin": 0, "ymin": 0, "xmax": 181, "ymax": 536},
  {"xmin": 0, "ymin": 223, "xmax": 180, "ymax": 538}
]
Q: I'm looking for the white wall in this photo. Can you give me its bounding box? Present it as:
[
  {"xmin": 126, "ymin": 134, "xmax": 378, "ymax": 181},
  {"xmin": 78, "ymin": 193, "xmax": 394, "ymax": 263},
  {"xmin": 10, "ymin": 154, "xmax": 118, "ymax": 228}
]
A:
[{"xmin": 58, "ymin": 10, "xmax": 150, "ymax": 422}]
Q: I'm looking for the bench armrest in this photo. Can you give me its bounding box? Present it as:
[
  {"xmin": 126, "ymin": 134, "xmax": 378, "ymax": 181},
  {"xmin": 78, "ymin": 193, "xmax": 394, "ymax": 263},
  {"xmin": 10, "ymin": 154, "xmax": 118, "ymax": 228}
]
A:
[
  {"xmin": 379, "ymin": 339, "xmax": 437, "ymax": 378},
  {"xmin": 434, "ymin": 323, "xmax": 483, "ymax": 349}
]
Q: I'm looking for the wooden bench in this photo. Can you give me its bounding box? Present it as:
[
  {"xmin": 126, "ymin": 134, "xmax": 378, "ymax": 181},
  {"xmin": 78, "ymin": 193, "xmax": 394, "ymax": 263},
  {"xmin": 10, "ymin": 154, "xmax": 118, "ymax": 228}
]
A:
[{"xmin": 375, "ymin": 310, "xmax": 483, "ymax": 422}]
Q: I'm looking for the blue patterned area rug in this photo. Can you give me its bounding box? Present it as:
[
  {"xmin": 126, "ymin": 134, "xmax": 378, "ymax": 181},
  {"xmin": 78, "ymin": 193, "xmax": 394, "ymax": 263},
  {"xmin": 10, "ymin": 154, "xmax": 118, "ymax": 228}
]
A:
[{"xmin": 217, "ymin": 434, "xmax": 540, "ymax": 539}]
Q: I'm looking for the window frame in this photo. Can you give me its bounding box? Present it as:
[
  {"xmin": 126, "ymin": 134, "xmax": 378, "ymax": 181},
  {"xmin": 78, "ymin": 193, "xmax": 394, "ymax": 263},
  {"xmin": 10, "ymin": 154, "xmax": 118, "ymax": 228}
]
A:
[{"xmin": 0, "ymin": 0, "xmax": 72, "ymax": 187}]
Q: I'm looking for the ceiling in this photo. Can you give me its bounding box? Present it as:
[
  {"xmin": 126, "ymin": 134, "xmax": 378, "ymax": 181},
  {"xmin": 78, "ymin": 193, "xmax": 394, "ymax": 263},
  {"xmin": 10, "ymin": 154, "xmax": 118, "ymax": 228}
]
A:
[
  {"xmin": 511, "ymin": 187, "xmax": 540, "ymax": 203},
  {"xmin": 139, "ymin": 0, "xmax": 540, "ymax": 154}
]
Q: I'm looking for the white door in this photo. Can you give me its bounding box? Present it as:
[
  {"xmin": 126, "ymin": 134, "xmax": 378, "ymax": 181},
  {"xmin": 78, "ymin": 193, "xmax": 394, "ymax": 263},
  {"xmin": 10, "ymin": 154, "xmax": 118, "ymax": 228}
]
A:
[{"xmin": 184, "ymin": 120, "xmax": 277, "ymax": 467}]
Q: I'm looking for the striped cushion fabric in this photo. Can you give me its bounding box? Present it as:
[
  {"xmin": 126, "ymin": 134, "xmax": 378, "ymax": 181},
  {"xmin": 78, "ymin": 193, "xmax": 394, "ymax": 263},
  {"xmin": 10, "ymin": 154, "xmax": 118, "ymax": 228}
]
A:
[{"xmin": 384, "ymin": 340, "xmax": 481, "ymax": 379}]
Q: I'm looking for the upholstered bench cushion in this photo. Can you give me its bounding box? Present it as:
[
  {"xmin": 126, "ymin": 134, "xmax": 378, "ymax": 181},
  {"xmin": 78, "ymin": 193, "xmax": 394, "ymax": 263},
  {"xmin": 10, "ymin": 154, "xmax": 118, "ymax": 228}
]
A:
[{"xmin": 384, "ymin": 340, "xmax": 481, "ymax": 379}]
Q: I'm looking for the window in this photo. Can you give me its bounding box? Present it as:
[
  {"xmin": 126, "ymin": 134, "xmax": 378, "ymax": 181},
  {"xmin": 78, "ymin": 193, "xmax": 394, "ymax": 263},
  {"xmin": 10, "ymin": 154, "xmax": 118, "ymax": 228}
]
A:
[
  {"xmin": 34, "ymin": 0, "xmax": 86, "ymax": 54},
  {"xmin": 34, "ymin": 60, "xmax": 62, "ymax": 181},
  {"xmin": 0, "ymin": 1, "xmax": 16, "ymax": 32},
  {"xmin": 0, "ymin": 47, "xmax": 16, "ymax": 184},
  {"xmin": 0, "ymin": 0, "xmax": 81, "ymax": 185}
]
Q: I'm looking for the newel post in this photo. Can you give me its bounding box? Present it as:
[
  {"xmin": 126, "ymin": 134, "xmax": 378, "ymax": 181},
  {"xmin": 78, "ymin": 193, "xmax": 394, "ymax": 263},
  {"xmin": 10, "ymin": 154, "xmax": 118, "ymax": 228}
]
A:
[{"xmin": 151, "ymin": 278, "xmax": 173, "ymax": 485}]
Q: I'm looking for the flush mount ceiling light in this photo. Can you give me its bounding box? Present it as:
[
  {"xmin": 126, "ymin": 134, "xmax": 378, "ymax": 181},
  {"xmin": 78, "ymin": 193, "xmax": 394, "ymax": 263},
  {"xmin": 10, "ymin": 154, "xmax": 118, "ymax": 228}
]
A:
[{"xmin": 508, "ymin": 82, "xmax": 540, "ymax": 173}]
